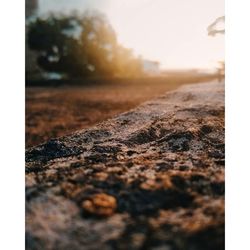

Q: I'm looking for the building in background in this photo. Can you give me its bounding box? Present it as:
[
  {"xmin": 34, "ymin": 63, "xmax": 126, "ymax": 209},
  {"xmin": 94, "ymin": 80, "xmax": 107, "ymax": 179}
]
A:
[{"xmin": 143, "ymin": 60, "xmax": 160, "ymax": 75}]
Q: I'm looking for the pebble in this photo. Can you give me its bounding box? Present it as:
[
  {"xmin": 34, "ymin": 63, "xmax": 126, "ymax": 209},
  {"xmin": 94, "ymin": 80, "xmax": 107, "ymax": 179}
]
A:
[{"xmin": 82, "ymin": 193, "xmax": 117, "ymax": 216}]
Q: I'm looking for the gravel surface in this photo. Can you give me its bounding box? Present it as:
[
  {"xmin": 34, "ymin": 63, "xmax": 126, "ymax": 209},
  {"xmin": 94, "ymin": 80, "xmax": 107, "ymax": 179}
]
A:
[{"xmin": 26, "ymin": 80, "xmax": 225, "ymax": 250}]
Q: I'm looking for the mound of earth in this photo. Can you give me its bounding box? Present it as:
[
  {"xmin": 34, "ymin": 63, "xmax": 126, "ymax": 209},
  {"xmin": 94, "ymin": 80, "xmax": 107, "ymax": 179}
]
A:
[{"xmin": 26, "ymin": 81, "xmax": 225, "ymax": 250}]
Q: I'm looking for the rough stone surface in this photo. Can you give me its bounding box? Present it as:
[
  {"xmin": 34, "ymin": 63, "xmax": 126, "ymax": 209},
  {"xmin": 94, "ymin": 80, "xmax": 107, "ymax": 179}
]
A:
[{"xmin": 26, "ymin": 81, "xmax": 225, "ymax": 250}]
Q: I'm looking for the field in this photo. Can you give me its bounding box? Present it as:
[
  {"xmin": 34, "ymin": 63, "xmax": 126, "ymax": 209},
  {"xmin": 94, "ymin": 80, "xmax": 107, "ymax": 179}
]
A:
[{"xmin": 26, "ymin": 74, "xmax": 216, "ymax": 147}]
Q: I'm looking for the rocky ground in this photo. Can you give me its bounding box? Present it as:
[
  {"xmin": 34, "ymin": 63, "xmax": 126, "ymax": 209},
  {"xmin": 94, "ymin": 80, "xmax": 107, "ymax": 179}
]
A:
[
  {"xmin": 26, "ymin": 75, "xmax": 215, "ymax": 147},
  {"xmin": 26, "ymin": 81, "xmax": 225, "ymax": 250}
]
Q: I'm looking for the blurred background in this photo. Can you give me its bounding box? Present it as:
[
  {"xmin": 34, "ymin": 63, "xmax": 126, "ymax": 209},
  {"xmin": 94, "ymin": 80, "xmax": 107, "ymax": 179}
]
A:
[{"xmin": 25, "ymin": 0, "xmax": 224, "ymax": 147}]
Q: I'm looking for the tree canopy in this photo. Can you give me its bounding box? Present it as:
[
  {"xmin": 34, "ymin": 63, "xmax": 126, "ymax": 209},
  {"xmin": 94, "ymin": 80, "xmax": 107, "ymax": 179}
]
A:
[
  {"xmin": 27, "ymin": 11, "xmax": 144, "ymax": 78},
  {"xmin": 207, "ymin": 16, "xmax": 225, "ymax": 37}
]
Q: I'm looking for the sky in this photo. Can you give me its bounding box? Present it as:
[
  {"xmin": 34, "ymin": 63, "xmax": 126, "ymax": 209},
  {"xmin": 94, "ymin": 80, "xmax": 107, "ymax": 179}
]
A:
[{"xmin": 38, "ymin": 0, "xmax": 224, "ymax": 70}]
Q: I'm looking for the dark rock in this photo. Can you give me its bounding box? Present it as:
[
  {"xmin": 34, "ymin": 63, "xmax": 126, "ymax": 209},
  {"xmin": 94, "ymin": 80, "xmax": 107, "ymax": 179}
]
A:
[
  {"xmin": 166, "ymin": 131, "xmax": 194, "ymax": 152},
  {"xmin": 26, "ymin": 139, "xmax": 83, "ymax": 163}
]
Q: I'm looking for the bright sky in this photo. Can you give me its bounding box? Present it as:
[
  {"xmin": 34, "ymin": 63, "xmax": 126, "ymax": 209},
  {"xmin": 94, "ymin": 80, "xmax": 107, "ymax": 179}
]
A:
[{"xmin": 39, "ymin": 0, "xmax": 224, "ymax": 70}]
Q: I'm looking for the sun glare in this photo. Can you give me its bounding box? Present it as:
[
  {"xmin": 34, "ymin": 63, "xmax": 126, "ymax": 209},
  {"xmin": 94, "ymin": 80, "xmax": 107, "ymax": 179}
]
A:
[{"xmin": 105, "ymin": 0, "xmax": 224, "ymax": 70}]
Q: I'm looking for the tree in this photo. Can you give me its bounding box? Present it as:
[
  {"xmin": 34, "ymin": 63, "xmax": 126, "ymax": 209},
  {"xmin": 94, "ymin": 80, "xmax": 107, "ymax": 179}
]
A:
[
  {"xmin": 27, "ymin": 11, "xmax": 143, "ymax": 78},
  {"xmin": 207, "ymin": 16, "xmax": 225, "ymax": 37},
  {"xmin": 207, "ymin": 16, "xmax": 225, "ymax": 82}
]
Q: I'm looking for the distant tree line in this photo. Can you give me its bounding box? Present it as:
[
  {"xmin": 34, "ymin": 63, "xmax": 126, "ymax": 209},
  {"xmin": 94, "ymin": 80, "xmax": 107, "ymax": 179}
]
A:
[{"xmin": 27, "ymin": 11, "xmax": 144, "ymax": 79}]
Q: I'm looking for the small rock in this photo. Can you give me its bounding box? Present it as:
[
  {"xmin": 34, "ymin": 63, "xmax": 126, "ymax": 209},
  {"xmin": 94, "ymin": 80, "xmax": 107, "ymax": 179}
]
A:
[
  {"xmin": 94, "ymin": 172, "xmax": 108, "ymax": 181},
  {"xmin": 82, "ymin": 193, "xmax": 117, "ymax": 216},
  {"xmin": 179, "ymin": 165, "xmax": 189, "ymax": 171},
  {"xmin": 117, "ymin": 155, "xmax": 125, "ymax": 160},
  {"xmin": 200, "ymin": 125, "xmax": 213, "ymax": 134},
  {"xmin": 127, "ymin": 150, "xmax": 137, "ymax": 156}
]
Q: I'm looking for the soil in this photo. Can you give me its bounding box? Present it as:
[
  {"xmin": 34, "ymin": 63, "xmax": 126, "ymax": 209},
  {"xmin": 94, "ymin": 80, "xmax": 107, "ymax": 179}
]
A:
[{"xmin": 26, "ymin": 80, "xmax": 224, "ymax": 250}]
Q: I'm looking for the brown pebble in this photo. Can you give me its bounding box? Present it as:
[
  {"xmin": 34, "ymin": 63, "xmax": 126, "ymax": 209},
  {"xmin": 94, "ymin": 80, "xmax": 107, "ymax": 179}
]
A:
[
  {"xmin": 117, "ymin": 155, "xmax": 125, "ymax": 160},
  {"xmin": 82, "ymin": 193, "xmax": 117, "ymax": 216},
  {"xmin": 94, "ymin": 172, "xmax": 108, "ymax": 181}
]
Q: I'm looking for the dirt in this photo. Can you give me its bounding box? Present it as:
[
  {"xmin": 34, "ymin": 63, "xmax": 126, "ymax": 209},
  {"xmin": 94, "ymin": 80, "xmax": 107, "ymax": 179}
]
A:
[
  {"xmin": 26, "ymin": 76, "xmax": 216, "ymax": 147},
  {"xmin": 26, "ymin": 80, "xmax": 224, "ymax": 250}
]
